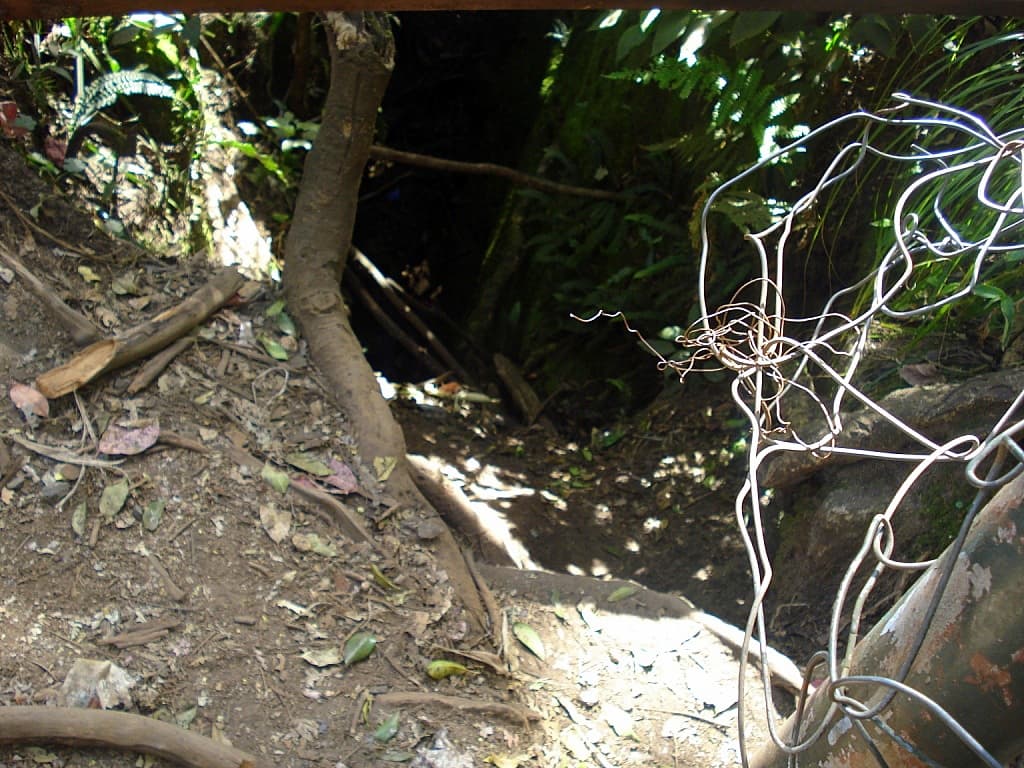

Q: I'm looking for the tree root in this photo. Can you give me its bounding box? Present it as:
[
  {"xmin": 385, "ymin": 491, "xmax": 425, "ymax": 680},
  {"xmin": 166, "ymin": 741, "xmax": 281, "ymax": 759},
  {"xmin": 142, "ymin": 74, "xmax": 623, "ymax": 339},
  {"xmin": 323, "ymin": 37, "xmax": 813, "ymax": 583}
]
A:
[
  {"xmin": 0, "ymin": 707, "xmax": 268, "ymax": 768},
  {"xmin": 374, "ymin": 691, "xmax": 541, "ymax": 728}
]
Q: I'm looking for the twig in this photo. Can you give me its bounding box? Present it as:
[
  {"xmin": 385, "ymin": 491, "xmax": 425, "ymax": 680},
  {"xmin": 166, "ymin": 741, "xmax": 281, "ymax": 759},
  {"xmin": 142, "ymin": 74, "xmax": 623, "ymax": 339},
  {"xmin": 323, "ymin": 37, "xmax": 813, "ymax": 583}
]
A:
[
  {"xmin": 0, "ymin": 241, "xmax": 102, "ymax": 344},
  {"xmin": 369, "ymin": 144, "xmax": 625, "ymax": 202},
  {"xmin": 126, "ymin": 332, "xmax": 197, "ymax": 394},
  {"xmin": 374, "ymin": 691, "xmax": 540, "ymax": 727},
  {"xmin": 0, "ymin": 187, "xmax": 95, "ymax": 257},
  {"xmin": 343, "ymin": 266, "xmax": 446, "ymax": 377},
  {"xmin": 145, "ymin": 552, "xmax": 188, "ymax": 602},
  {"xmin": 351, "ymin": 247, "xmax": 473, "ymax": 384},
  {"xmin": 9, "ymin": 434, "xmax": 125, "ymax": 470}
]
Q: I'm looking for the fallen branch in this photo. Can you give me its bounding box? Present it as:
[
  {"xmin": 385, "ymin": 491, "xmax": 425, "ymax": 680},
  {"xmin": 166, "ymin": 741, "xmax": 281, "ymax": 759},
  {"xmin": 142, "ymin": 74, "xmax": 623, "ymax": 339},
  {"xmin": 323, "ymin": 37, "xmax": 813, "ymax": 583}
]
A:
[
  {"xmin": 493, "ymin": 353, "xmax": 545, "ymax": 425},
  {"xmin": 374, "ymin": 691, "xmax": 540, "ymax": 726},
  {"xmin": 351, "ymin": 247, "xmax": 473, "ymax": 384},
  {"xmin": 0, "ymin": 707, "xmax": 268, "ymax": 768},
  {"xmin": 344, "ymin": 264, "xmax": 447, "ymax": 377},
  {"xmin": 127, "ymin": 332, "xmax": 198, "ymax": 394},
  {"xmin": 0, "ymin": 242, "xmax": 102, "ymax": 345},
  {"xmin": 35, "ymin": 267, "xmax": 248, "ymax": 399},
  {"xmin": 369, "ymin": 145, "xmax": 625, "ymax": 202}
]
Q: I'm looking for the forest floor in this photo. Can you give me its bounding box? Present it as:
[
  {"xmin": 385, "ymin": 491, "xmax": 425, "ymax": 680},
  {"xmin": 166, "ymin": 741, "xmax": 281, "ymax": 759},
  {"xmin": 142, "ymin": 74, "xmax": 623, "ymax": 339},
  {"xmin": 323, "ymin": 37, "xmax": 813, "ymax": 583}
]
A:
[{"xmin": 0, "ymin": 142, "xmax": 810, "ymax": 767}]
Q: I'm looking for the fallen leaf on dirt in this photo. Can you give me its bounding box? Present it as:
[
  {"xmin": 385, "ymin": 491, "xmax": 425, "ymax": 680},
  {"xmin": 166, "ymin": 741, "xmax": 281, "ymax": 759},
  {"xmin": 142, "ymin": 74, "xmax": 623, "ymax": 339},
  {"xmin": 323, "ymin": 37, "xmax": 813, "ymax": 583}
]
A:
[
  {"xmin": 142, "ymin": 499, "xmax": 165, "ymax": 531},
  {"xmin": 99, "ymin": 479, "xmax": 131, "ymax": 520},
  {"xmin": 426, "ymin": 659, "xmax": 469, "ymax": 680},
  {"xmin": 286, "ymin": 451, "xmax": 332, "ymax": 476},
  {"xmin": 276, "ymin": 599, "xmax": 309, "ymax": 616},
  {"xmin": 374, "ymin": 455, "xmax": 397, "ymax": 482},
  {"xmin": 512, "ymin": 621, "xmax": 546, "ymax": 661},
  {"xmin": 374, "ymin": 712, "xmax": 400, "ymax": 742},
  {"xmin": 77, "ymin": 265, "xmax": 101, "ymax": 283},
  {"xmin": 292, "ymin": 532, "xmax": 336, "ymax": 557},
  {"xmin": 258, "ymin": 334, "xmax": 289, "ymax": 361},
  {"xmin": 111, "ymin": 273, "xmax": 139, "ymax": 296},
  {"xmin": 370, "ymin": 563, "xmax": 399, "ymax": 591},
  {"xmin": 261, "ymin": 463, "xmax": 290, "ymax": 493},
  {"xmin": 176, "ymin": 705, "xmax": 198, "ymax": 729},
  {"xmin": 70, "ymin": 501, "xmax": 87, "ymax": 537},
  {"xmin": 607, "ymin": 585, "xmax": 640, "ymax": 603},
  {"xmin": 343, "ymin": 631, "xmax": 377, "ymax": 665},
  {"xmin": 58, "ymin": 658, "xmax": 135, "ymax": 709},
  {"xmin": 259, "ymin": 504, "xmax": 291, "ymax": 543},
  {"xmin": 485, "ymin": 753, "xmax": 532, "ymax": 768},
  {"xmin": 98, "ymin": 421, "xmax": 160, "ymax": 455},
  {"xmin": 325, "ymin": 457, "xmax": 360, "ymax": 493},
  {"xmin": 301, "ymin": 647, "xmax": 343, "ymax": 667},
  {"xmin": 9, "ymin": 381, "xmax": 49, "ymax": 419}
]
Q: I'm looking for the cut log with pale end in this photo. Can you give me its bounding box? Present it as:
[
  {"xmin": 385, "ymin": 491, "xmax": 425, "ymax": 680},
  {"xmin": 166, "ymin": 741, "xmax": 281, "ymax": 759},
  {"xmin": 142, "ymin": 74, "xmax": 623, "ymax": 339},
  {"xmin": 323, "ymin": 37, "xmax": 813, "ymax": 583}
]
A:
[{"xmin": 35, "ymin": 267, "xmax": 247, "ymax": 399}]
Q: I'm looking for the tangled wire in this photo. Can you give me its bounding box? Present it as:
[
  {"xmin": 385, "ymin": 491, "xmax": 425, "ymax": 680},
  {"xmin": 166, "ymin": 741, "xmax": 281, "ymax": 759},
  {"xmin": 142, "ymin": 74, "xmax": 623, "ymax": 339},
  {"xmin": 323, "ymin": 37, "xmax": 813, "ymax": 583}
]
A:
[
  {"xmin": 586, "ymin": 93, "xmax": 1024, "ymax": 767},
  {"xmin": 699, "ymin": 94, "xmax": 1024, "ymax": 768}
]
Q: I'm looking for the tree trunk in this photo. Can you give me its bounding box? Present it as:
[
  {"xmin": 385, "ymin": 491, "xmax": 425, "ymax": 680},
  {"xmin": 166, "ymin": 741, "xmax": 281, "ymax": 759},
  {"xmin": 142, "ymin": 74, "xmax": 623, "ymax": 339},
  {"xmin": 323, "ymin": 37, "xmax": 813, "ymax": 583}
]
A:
[
  {"xmin": 284, "ymin": 13, "xmax": 402, "ymax": 478},
  {"xmin": 283, "ymin": 13, "xmax": 490, "ymax": 638}
]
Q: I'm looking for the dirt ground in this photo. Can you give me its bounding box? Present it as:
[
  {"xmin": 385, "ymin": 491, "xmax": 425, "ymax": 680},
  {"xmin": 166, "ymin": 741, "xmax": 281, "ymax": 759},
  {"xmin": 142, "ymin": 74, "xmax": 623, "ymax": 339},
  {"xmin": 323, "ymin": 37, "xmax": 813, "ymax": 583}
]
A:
[{"xmin": 0, "ymin": 139, "xmax": 798, "ymax": 768}]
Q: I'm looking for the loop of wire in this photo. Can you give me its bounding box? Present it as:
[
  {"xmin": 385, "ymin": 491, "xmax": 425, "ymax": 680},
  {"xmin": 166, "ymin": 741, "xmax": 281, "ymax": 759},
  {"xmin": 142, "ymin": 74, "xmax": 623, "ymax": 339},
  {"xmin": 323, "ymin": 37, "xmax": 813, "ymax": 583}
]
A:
[{"xmin": 681, "ymin": 94, "xmax": 1023, "ymax": 765}]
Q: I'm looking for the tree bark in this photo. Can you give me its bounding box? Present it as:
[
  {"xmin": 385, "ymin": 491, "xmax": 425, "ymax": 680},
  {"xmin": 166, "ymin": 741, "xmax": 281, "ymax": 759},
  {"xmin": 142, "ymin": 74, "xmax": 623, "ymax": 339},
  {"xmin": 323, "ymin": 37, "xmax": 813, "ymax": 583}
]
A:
[
  {"xmin": 283, "ymin": 13, "xmax": 490, "ymax": 639},
  {"xmin": 283, "ymin": 13, "xmax": 400, "ymax": 480}
]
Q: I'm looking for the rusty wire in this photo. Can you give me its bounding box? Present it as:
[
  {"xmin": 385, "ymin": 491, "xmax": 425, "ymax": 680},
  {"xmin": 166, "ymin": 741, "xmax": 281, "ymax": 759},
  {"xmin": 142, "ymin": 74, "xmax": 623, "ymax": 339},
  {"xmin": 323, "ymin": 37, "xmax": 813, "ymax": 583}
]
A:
[{"xmin": 679, "ymin": 94, "xmax": 1024, "ymax": 767}]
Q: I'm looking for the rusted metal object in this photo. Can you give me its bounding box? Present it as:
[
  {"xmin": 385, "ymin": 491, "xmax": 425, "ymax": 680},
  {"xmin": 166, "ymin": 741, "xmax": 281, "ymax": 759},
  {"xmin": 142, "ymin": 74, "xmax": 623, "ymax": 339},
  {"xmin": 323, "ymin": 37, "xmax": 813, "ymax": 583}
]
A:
[{"xmin": 751, "ymin": 473, "xmax": 1024, "ymax": 767}]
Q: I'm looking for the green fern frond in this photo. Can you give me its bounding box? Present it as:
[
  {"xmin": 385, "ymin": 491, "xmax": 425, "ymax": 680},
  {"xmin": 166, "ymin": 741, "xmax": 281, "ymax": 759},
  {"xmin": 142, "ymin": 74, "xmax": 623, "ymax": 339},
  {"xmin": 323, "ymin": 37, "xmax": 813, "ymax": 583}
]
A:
[{"xmin": 69, "ymin": 69, "xmax": 175, "ymax": 134}]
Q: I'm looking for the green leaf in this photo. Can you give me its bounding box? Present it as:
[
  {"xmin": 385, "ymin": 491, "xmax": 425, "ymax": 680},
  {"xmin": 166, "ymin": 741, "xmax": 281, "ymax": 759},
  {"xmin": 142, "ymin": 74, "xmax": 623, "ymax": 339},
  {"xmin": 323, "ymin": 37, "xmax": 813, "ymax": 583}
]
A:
[
  {"xmin": 274, "ymin": 311, "xmax": 297, "ymax": 336},
  {"xmin": 343, "ymin": 631, "xmax": 377, "ymax": 665},
  {"xmin": 616, "ymin": 24, "xmax": 648, "ymax": 63},
  {"xmin": 651, "ymin": 11, "xmax": 695, "ymax": 56},
  {"xmin": 426, "ymin": 659, "xmax": 469, "ymax": 680},
  {"xmin": 285, "ymin": 452, "xmax": 332, "ymax": 476},
  {"xmin": 607, "ymin": 584, "xmax": 640, "ymax": 603},
  {"xmin": 374, "ymin": 712, "xmax": 400, "ymax": 742},
  {"xmin": 261, "ymin": 463, "xmax": 290, "ymax": 494},
  {"xmin": 512, "ymin": 622, "xmax": 546, "ymax": 661},
  {"xmin": 730, "ymin": 12, "xmax": 780, "ymax": 47},
  {"xmin": 142, "ymin": 499, "xmax": 165, "ymax": 532},
  {"xmin": 99, "ymin": 479, "xmax": 130, "ymax": 521},
  {"xmin": 259, "ymin": 335, "xmax": 289, "ymax": 361}
]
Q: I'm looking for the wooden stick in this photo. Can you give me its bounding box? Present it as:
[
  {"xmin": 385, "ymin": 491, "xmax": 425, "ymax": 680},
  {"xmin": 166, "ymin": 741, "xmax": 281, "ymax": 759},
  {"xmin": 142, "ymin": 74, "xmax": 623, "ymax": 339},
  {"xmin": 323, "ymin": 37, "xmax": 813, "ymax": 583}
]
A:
[
  {"xmin": 35, "ymin": 268, "xmax": 246, "ymax": 399},
  {"xmin": 374, "ymin": 691, "xmax": 540, "ymax": 727},
  {"xmin": 343, "ymin": 265, "xmax": 447, "ymax": 377},
  {"xmin": 0, "ymin": 242, "xmax": 102, "ymax": 345},
  {"xmin": 0, "ymin": 707, "xmax": 269, "ymax": 768},
  {"xmin": 368, "ymin": 145, "xmax": 624, "ymax": 202},
  {"xmin": 351, "ymin": 248, "xmax": 472, "ymax": 384}
]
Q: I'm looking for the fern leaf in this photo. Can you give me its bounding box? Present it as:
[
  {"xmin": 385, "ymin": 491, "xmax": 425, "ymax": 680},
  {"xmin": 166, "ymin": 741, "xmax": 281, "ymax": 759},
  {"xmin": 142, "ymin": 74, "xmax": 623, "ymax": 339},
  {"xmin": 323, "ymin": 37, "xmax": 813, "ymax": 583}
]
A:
[{"xmin": 70, "ymin": 70, "xmax": 175, "ymax": 133}]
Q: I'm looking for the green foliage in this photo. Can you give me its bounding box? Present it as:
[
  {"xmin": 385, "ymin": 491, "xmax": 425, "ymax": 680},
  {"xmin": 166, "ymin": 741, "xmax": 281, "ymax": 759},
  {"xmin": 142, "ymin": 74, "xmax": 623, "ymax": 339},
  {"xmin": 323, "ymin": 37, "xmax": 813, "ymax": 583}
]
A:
[
  {"xmin": 69, "ymin": 69, "xmax": 175, "ymax": 135},
  {"xmin": 839, "ymin": 22, "xmax": 1024, "ymax": 360},
  {"xmin": 500, "ymin": 11, "xmax": 1024, "ymax": 409}
]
